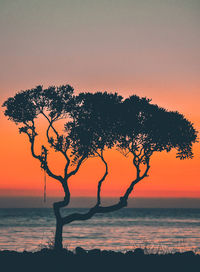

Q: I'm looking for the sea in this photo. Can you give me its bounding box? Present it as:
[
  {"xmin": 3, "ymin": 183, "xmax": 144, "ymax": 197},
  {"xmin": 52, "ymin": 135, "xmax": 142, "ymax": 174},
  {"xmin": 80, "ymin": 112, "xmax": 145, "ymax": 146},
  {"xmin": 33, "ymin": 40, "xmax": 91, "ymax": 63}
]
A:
[{"xmin": 0, "ymin": 208, "xmax": 200, "ymax": 253}]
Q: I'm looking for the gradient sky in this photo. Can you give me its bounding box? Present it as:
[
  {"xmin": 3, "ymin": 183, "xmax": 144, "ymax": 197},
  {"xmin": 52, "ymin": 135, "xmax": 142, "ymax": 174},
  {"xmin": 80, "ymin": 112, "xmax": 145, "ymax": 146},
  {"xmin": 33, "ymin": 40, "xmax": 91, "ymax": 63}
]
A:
[{"xmin": 0, "ymin": 0, "xmax": 200, "ymax": 202}]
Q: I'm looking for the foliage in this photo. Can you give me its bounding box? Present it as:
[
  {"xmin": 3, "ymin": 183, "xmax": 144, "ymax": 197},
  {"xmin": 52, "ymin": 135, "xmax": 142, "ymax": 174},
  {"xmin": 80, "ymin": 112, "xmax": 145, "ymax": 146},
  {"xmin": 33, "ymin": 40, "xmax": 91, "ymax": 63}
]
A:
[
  {"xmin": 117, "ymin": 95, "xmax": 197, "ymax": 164},
  {"xmin": 66, "ymin": 92, "xmax": 123, "ymax": 161},
  {"xmin": 3, "ymin": 86, "xmax": 197, "ymax": 166}
]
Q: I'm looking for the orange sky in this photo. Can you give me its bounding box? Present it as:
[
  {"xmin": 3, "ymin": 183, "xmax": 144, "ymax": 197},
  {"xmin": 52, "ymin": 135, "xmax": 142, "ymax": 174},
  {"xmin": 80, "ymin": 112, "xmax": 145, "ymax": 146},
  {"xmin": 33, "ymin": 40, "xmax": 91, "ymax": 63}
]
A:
[
  {"xmin": 0, "ymin": 0, "xmax": 200, "ymax": 200},
  {"xmin": 1, "ymin": 89, "xmax": 200, "ymax": 199}
]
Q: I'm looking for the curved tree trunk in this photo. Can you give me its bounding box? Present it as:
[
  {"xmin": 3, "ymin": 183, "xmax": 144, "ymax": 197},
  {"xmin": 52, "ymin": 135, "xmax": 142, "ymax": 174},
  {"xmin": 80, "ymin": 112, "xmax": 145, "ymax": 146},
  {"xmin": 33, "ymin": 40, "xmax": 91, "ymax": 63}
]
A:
[
  {"xmin": 53, "ymin": 186, "xmax": 70, "ymax": 250},
  {"xmin": 54, "ymin": 219, "xmax": 63, "ymax": 250}
]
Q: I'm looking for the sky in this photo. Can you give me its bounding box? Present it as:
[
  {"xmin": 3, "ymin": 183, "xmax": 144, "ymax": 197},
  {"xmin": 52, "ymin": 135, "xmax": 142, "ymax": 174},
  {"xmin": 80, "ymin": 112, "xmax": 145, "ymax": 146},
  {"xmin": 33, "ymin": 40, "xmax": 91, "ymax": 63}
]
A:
[{"xmin": 0, "ymin": 0, "xmax": 200, "ymax": 206}]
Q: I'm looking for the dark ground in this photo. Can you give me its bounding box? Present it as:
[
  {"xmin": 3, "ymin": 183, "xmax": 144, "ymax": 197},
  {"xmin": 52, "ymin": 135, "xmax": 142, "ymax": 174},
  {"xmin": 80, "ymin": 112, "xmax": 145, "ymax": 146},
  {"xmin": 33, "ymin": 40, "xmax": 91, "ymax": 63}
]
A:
[{"xmin": 0, "ymin": 247, "xmax": 199, "ymax": 272}]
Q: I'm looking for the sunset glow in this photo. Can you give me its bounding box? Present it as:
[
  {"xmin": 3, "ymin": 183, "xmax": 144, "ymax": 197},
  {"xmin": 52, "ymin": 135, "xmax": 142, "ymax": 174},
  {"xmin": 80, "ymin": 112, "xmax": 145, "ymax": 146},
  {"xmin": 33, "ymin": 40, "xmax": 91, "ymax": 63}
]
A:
[{"xmin": 0, "ymin": 0, "xmax": 200, "ymax": 201}]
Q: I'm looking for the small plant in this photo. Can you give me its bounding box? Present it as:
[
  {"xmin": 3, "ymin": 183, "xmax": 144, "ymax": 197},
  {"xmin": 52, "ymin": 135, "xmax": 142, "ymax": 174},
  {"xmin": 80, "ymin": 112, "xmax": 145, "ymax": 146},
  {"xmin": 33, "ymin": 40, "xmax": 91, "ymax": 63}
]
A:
[{"xmin": 37, "ymin": 233, "xmax": 55, "ymax": 251}]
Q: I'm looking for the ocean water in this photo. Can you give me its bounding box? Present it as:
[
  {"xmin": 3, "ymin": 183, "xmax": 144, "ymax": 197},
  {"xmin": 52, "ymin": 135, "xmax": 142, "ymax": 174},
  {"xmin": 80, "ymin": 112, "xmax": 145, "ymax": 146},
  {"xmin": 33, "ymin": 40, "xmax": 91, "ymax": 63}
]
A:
[{"xmin": 0, "ymin": 208, "xmax": 200, "ymax": 253}]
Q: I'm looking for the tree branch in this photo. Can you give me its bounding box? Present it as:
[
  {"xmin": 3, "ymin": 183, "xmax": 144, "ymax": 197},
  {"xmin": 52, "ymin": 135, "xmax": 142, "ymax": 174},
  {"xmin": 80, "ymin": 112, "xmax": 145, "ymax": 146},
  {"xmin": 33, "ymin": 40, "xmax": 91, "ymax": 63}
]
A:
[
  {"xmin": 42, "ymin": 158, "xmax": 63, "ymax": 182},
  {"xmin": 67, "ymin": 155, "xmax": 86, "ymax": 179},
  {"xmin": 41, "ymin": 112, "xmax": 59, "ymax": 138},
  {"xmin": 96, "ymin": 151, "xmax": 108, "ymax": 206},
  {"xmin": 132, "ymin": 152, "xmax": 140, "ymax": 179},
  {"xmin": 24, "ymin": 127, "xmax": 63, "ymax": 183},
  {"xmin": 46, "ymin": 123, "xmax": 70, "ymax": 178},
  {"xmin": 62, "ymin": 198, "xmax": 127, "ymax": 225},
  {"xmin": 23, "ymin": 121, "xmax": 72, "ymax": 222},
  {"xmin": 122, "ymin": 157, "xmax": 150, "ymax": 200},
  {"xmin": 42, "ymin": 110, "xmax": 72, "ymax": 179},
  {"xmin": 62, "ymin": 158, "xmax": 150, "ymax": 226}
]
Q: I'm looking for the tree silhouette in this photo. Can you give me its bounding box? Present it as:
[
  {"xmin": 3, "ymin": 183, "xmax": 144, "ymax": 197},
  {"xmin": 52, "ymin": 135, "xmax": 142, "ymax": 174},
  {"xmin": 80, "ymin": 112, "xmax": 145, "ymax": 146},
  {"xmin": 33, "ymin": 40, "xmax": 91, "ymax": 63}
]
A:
[{"xmin": 2, "ymin": 86, "xmax": 197, "ymax": 250}]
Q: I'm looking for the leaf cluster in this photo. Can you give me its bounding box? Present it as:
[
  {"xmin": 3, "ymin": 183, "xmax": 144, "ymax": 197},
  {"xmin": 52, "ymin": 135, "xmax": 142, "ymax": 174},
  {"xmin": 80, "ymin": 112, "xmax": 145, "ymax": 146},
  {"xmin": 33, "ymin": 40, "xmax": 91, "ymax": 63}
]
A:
[
  {"xmin": 2, "ymin": 85, "xmax": 74, "ymax": 123},
  {"xmin": 118, "ymin": 95, "xmax": 197, "ymax": 160},
  {"xmin": 66, "ymin": 92, "xmax": 123, "ymax": 160}
]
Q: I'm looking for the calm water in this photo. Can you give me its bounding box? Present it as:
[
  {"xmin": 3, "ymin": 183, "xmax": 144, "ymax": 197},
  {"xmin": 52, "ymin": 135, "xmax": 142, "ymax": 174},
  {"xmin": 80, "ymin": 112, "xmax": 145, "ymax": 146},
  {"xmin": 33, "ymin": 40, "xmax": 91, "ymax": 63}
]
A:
[{"xmin": 0, "ymin": 208, "xmax": 200, "ymax": 253}]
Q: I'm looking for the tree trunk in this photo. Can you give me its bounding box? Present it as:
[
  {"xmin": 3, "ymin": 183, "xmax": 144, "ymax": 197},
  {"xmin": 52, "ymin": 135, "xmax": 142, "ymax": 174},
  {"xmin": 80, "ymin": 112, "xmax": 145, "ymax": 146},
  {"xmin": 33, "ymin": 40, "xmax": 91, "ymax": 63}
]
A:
[
  {"xmin": 54, "ymin": 219, "xmax": 63, "ymax": 250},
  {"xmin": 53, "ymin": 185, "xmax": 70, "ymax": 250}
]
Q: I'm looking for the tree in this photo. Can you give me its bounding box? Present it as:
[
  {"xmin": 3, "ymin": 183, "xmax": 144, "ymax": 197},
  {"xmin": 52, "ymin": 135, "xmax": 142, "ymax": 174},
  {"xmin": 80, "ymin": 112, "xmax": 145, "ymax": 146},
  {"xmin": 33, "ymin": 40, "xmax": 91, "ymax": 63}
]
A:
[{"xmin": 2, "ymin": 86, "xmax": 198, "ymax": 250}]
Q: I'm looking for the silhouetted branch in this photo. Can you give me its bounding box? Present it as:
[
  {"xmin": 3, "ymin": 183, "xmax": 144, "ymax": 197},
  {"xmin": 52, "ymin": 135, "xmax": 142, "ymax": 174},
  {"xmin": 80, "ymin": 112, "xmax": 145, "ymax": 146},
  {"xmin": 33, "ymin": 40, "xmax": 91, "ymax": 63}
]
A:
[
  {"xmin": 67, "ymin": 155, "xmax": 86, "ymax": 178},
  {"xmin": 96, "ymin": 151, "xmax": 108, "ymax": 206},
  {"xmin": 62, "ymin": 159, "xmax": 150, "ymax": 225},
  {"xmin": 42, "ymin": 110, "xmax": 72, "ymax": 179},
  {"xmin": 41, "ymin": 158, "xmax": 63, "ymax": 182},
  {"xmin": 62, "ymin": 198, "xmax": 128, "ymax": 225},
  {"xmin": 23, "ymin": 124, "xmax": 63, "ymax": 183},
  {"xmin": 44, "ymin": 113, "xmax": 70, "ymax": 155},
  {"xmin": 29, "ymin": 135, "xmax": 41, "ymax": 160},
  {"xmin": 41, "ymin": 112, "xmax": 59, "ymax": 137},
  {"xmin": 122, "ymin": 157, "xmax": 150, "ymax": 200},
  {"xmin": 132, "ymin": 152, "xmax": 140, "ymax": 179},
  {"xmin": 116, "ymin": 147, "xmax": 130, "ymax": 158},
  {"xmin": 46, "ymin": 123, "xmax": 71, "ymax": 178}
]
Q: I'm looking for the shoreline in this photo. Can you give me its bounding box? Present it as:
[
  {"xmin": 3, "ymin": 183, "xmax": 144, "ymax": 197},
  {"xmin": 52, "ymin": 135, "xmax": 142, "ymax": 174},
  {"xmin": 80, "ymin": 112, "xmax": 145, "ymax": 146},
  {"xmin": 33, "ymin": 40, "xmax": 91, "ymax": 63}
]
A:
[{"xmin": 1, "ymin": 247, "xmax": 199, "ymax": 271}]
